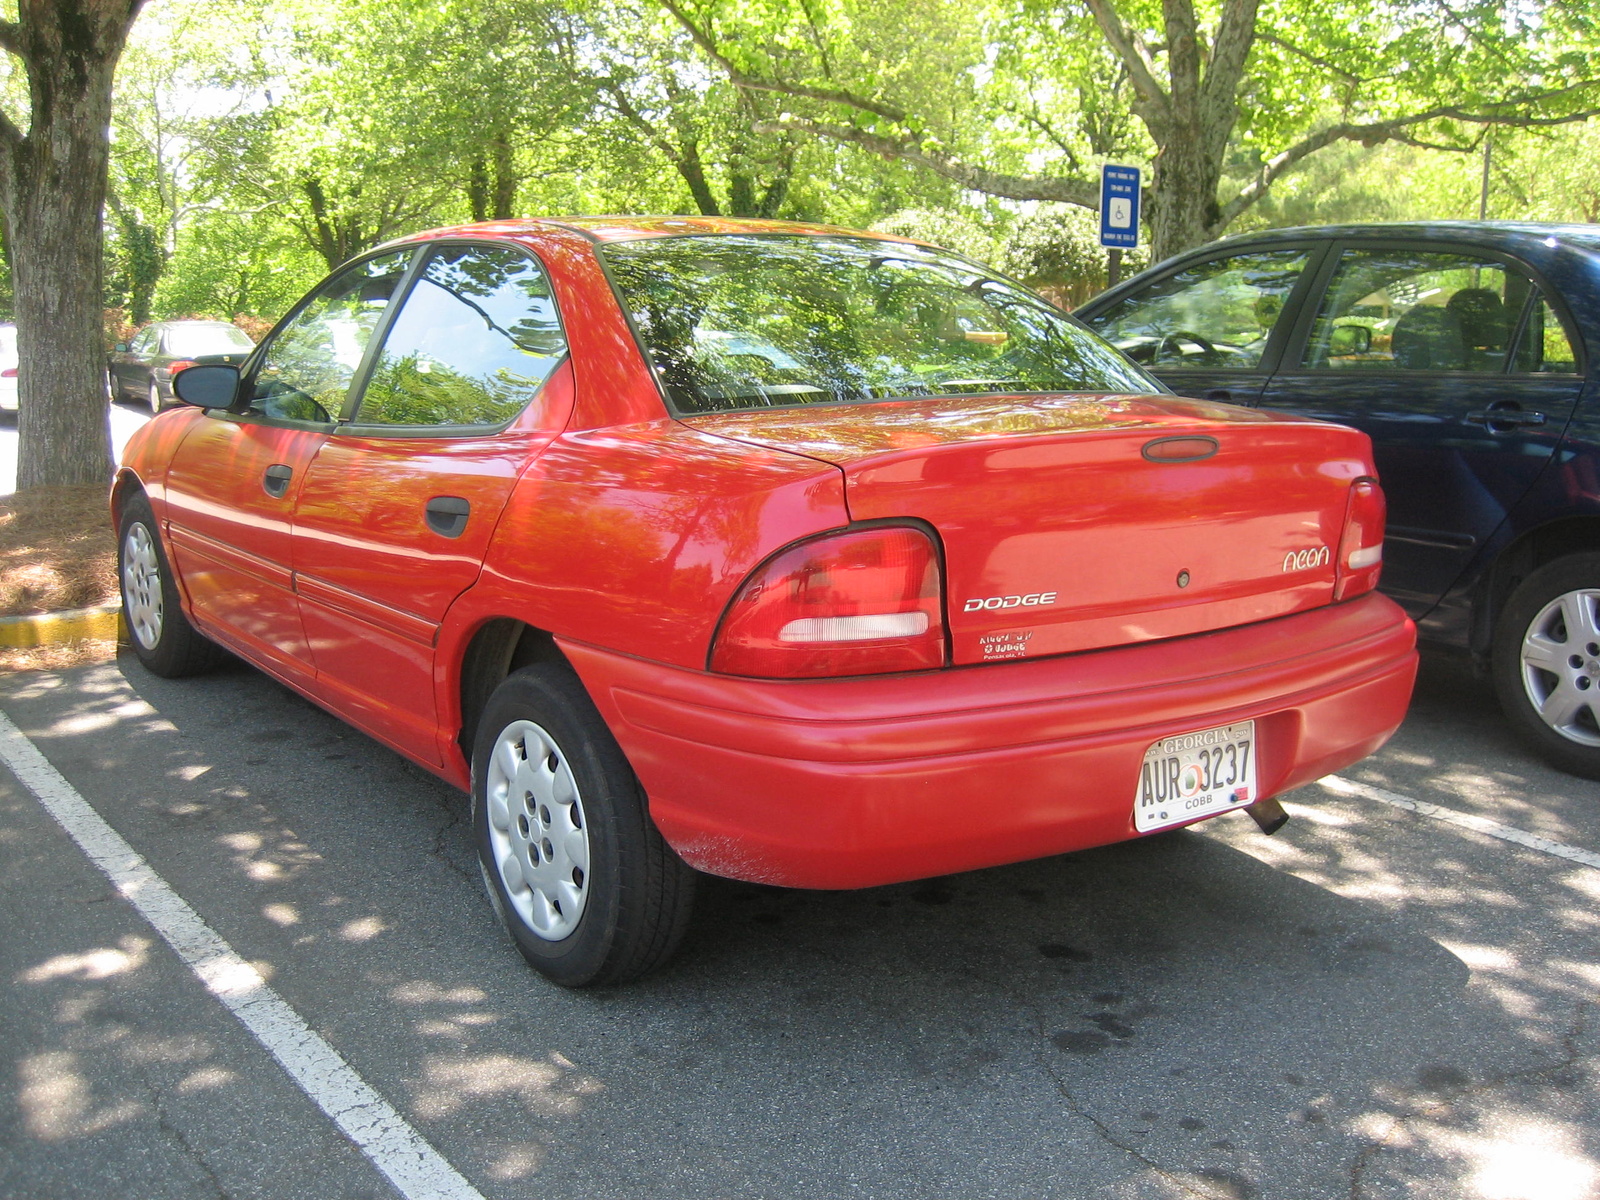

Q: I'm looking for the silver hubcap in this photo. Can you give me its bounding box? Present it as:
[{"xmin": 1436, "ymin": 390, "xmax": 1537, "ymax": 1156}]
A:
[
  {"xmin": 1520, "ymin": 588, "xmax": 1600, "ymax": 747},
  {"xmin": 121, "ymin": 523, "xmax": 164, "ymax": 651},
  {"xmin": 485, "ymin": 719, "xmax": 590, "ymax": 940}
]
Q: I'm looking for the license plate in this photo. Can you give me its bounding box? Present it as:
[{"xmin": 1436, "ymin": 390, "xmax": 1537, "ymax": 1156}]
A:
[{"xmin": 1134, "ymin": 721, "xmax": 1257, "ymax": 833}]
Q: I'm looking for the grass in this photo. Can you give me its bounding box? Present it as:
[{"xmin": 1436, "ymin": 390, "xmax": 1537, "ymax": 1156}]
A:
[{"xmin": 0, "ymin": 484, "xmax": 119, "ymax": 670}]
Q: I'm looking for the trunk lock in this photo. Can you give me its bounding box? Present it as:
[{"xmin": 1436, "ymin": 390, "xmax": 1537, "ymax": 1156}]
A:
[{"xmin": 1176, "ymin": 569, "xmax": 1191, "ymax": 588}]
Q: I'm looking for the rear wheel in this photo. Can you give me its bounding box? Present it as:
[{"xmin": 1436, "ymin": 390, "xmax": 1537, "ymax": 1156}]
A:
[
  {"xmin": 148, "ymin": 381, "xmax": 162, "ymax": 413},
  {"xmin": 1492, "ymin": 553, "xmax": 1600, "ymax": 779},
  {"xmin": 118, "ymin": 493, "xmax": 223, "ymax": 677},
  {"xmin": 472, "ymin": 664, "xmax": 696, "ymax": 986}
]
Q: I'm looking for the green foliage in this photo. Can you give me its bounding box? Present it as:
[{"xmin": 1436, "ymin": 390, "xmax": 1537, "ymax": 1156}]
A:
[{"xmin": 154, "ymin": 211, "xmax": 325, "ymax": 322}]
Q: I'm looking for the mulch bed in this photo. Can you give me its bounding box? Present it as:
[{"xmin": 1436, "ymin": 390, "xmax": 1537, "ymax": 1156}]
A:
[{"xmin": 0, "ymin": 484, "xmax": 119, "ymax": 670}]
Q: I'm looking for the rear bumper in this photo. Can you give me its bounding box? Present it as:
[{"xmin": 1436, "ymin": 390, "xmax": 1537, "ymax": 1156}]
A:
[{"xmin": 561, "ymin": 593, "xmax": 1417, "ymax": 888}]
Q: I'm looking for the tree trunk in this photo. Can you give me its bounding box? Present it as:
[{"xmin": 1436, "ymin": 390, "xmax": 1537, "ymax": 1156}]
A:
[
  {"xmin": 1145, "ymin": 125, "xmax": 1224, "ymax": 261},
  {"xmin": 0, "ymin": 1, "xmax": 140, "ymax": 490},
  {"xmin": 491, "ymin": 135, "xmax": 517, "ymax": 220}
]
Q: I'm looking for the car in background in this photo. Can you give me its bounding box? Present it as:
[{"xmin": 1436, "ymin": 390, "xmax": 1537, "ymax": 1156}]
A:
[
  {"xmin": 0, "ymin": 322, "xmax": 16, "ymax": 414},
  {"xmin": 109, "ymin": 319, "xmax": 255, "ymax": 411},
  {"xmin": 1075, "ymin": 221, "xmax": 1600, "ymax": 778},
  {"xmin": 114, "ymin": 218, "xmax": 1416, "ymax": 985}
]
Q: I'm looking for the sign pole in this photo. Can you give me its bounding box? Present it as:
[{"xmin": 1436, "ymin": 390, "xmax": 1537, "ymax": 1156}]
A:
[{"xmin": 1107, "ymin": 248, "xmax": 1123, "ymax": 289}]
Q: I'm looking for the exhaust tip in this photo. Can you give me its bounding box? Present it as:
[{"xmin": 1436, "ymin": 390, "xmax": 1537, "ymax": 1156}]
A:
[{"xmin": 1244, "ymin": 796, "xmax": 1289, "ymax": 835}]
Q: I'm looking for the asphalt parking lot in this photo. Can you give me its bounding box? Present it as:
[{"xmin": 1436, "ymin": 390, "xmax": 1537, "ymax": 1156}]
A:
[{"xmin": 2, "ymin": 645, "xmax": 1597, "ymax": 1200}]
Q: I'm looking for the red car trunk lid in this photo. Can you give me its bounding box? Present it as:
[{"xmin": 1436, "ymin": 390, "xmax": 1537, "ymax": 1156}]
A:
[{"xmin": 689, "ymin": 393, "xmax": 1376, "ymax": 666}]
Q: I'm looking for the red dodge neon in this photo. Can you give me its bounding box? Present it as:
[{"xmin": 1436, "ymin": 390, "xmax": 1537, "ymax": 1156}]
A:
[{"xmin": 115, "ymin": 217, "xmax": 1418, "ymax": 985}]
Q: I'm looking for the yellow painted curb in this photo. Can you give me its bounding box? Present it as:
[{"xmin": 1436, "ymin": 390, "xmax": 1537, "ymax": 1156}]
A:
[{"xmin": 0, "ymin": 604, "xmax": 126, "ymax": 649}]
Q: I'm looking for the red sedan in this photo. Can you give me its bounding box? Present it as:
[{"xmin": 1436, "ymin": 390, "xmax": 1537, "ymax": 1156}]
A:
[{"xmin": 115, "ymin": 218, "xmax": 1417, "ymax": 986}]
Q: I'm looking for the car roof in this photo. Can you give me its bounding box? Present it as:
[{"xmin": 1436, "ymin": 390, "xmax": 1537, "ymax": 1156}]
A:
[{"xmin": 1201, "ymin": 220, "xmax": 1600, "ymax": 255}]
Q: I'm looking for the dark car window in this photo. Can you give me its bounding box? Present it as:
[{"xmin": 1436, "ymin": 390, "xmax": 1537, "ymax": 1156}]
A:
[
  {"xmin": 1300, "ymin": 249, "xmax": 1536, "ymax": 373},
  {"xmin": 131, "ymin": 328, "xmax": 158, "ymax": 355},
  {"xmin": 1082, "ymin": 249, "xmax": 1310, "ymax": 370},
  {"xmin": 352, "ymin": 244, "xmax": 566, "ymax": 429},
  {"xmin": 602, "ymin": 235, "xmax": 1155, "ymax": 414},
  {"xmin": 1509, "ymin": 293, "xmax": 1580, "ymax": 375},
  {"xmin": 251, "ymin": 251, "xmax": 412, "ymax": 423}
]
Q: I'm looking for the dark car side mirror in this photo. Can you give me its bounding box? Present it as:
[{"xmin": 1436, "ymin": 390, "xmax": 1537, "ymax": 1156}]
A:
[
  {"xmin": 172, "ymin": 363, "xmax": 242, "ymax": 410},
  {"xmin": 114, "ymin": 342, "xmax": 129, "ymax": 353},
  {"xmin": 1328, "ymin": 324, "xmax": 1373, "ymax": 356}
]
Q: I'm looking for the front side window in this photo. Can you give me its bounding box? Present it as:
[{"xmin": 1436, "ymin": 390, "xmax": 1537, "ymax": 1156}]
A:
[
  {"xmin": 1082, "ymin": 250, "xmax": 1310, "ymax": 369},
  {"xmin": 601, "ymin": 235, "xmax": 1154, "ymax": 414},
  {"xmin": 1302, "ymin": 249, "xmax": 1533, "ymax": 373},
  {"xmin": 353, "ymin": 244, "xmax": 566, "ymax": 428},
  {"xmin": 252, "ymin": 251, "xmax": 412, "ymax": 423}
]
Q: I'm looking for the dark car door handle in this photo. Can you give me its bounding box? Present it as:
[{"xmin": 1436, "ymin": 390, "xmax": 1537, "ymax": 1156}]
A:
[
  {"xmin": 1465, "ymin": 407, "xmax": 1547, "ymax": 429},
  {"xmin": 425, "ymin": 496, "xmax": 471, "ymax": 538},
  {"xmin": 262, "ymin": 464, "xmax": 293, "ymax": 498}
]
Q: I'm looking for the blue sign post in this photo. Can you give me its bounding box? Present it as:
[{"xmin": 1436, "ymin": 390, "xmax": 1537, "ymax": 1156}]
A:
[
  {"xmin": 1099, "ymin": 164, "xmax": 1142, "ymax": 248},
  {"xmin": 1099, "ymin": 164, "xmax": 1141, "ymax": 287}
]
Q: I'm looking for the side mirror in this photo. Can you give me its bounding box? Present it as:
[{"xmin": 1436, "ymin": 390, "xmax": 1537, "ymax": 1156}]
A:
[
  {"xmin": 114, "ymin": 342, "xmax": 129, "ymax": 353},
  {"xmin": 1328, "ymin": 324, "xmax": 1372, "ymax": 356},
  {"xmin": 172, "ymin": 363, "xmax": 242, "ymax": 410}
]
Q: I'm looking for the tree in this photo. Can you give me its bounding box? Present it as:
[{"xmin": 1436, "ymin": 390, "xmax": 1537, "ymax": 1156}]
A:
[
  {"xmin": 661, "ymin": 0, "xmax": 1600, "ymax": 259},
  {"xmin": 0, "ymin": 0, "xmax": 145, "ymax": 489}
]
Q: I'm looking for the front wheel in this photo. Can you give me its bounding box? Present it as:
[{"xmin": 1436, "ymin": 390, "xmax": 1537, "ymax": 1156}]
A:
[
  {"xmin": 1492, "ymin": 553, "xmax": 1600, "ymax": 779},
  {"xmin": 472, "ymin": 664, "xmax": 696, "ymax": 986},
  {"xmin": 118, "ymin": 493, "xmax": 223, "ymax": 678}
]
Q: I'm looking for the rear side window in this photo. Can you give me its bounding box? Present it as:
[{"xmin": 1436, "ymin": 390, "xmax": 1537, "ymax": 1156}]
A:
[
  {"xmin": 602, "ymin": 235, "xmax": 1154, "ymax": 414},
  {"xmin": 353, "ymin": 244, "xmax": 566, "ymax": 429},
  {"xmin": 1510, "ymin": 294, "xmax": 1579, "ymax": 375},
  {"xmin": 1301, "ymin": 249, "xmax": 1534, "ymax": 373}
]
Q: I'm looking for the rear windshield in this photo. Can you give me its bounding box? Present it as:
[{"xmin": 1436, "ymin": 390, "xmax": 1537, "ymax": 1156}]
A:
[
  {"xmin": 166, "ymin": 324, "xmax": 255, "ymax": 357},
  {"xmin": 601, "ymin": 235, "xmax": 1157, "ymax": 414}
]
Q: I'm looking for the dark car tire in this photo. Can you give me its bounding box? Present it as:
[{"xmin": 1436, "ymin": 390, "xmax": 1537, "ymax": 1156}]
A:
[
  {"xmin": 118, "ymin": 493, "xmax": 224, "ymax": 678},
  {"xmin": 1491, "ymin": 553, "xmax": 1600, "ymax": 780},
  {"xmin": 471, "ymin": 664, "xmax": 696, "ymax": 987},
  {"xmin": 148, "ymin": 381, "xmax": 162, "ymax": 413}
]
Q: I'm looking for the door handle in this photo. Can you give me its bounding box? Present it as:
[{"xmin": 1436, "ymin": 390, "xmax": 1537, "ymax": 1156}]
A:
[
  {"xmin": 425, "ymin": 496, "xmax": 471, "ymax": 538},
  {"xmin": 1465, "ymin": 407, "xmax": 1547, "ymax": 429},
  {"xmin": 263, "ymin": 464, "xmax": 293, "ymax": 498}
]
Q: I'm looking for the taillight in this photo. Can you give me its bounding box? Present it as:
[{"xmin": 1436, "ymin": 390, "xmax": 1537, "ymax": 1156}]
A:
[
  {"xmin": 711, "ymin": 526, "xmax": 947, "ymax": 678},
  {"xmin": 166, "ymin": 360, "xmax": 198, "ymax": 377},
  {"xmin": 1334, "ymin": 479, "xmax": 1385, "ymax": 601}
]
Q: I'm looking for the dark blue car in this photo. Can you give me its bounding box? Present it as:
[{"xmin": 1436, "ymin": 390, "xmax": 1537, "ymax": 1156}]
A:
[{"xmin": 1075, "ymin": 222, "xmax": 1600, "ymax": 778}]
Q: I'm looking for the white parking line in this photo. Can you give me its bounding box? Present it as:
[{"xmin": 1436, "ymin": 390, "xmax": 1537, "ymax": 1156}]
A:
[
  {"xmin": 1319, "ymin": 773, "xmax": 1600, "ymax": 872},
  {"xmin": 0, "ymin": 711, "xmax": 486, "ymax": 1200}
]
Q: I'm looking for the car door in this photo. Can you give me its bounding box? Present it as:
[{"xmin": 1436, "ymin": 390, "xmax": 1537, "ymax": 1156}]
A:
[
  {"xmin": 290, "ymin": 241, "xmax": 570, "ymax": 760},
  {"xmin": 160, "ymin": 251, "xmax": 414, "ymax": 680},
  {"xmin": 1076, "ymin": 244, "xmax": 1322, "ymax": 405},
  {"xmin": 111, "ymin": 326, "xmax": 159, "ymax": 398},
  {"xmin": 1258, "ymin": 242, "xmax": 1585, "ymax": 617}
]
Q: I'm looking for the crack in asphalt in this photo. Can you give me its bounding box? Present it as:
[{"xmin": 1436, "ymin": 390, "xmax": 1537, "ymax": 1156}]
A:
[{"xmin": 151, "ymin": 1084, "xmax": 232, "ymax": 1200}]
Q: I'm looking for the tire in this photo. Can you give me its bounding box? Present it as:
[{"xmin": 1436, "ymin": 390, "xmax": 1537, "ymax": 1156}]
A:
[
  {"xmin": 1492, "ymin": 552, "xmax": 1600, "ymax": 779},
  {"xmin": 148, "ymin": 381, "xmax": 162, "ymax": 413},
  {"xmin": 472, "ymin": 664, "xmax": 696, "ymax": 987},
  {"xmin": 118, "ymin": 493, "xmax": 224, "ymax": 678}
]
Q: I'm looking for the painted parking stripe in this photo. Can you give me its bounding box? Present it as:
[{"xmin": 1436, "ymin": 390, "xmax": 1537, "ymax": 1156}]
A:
[
  {"xmin": 0, "ymin": 711, "xmax": 486, "ymax": 1200},
  {"xmin": 1319, "ymin": 773, "xmax": 1600, "ymax": 872}
]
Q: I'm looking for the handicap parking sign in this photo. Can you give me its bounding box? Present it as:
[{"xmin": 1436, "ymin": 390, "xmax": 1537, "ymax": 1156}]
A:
[{"xmin": 1099, "ymin": 165, "xmax": 1141, "ymax": 249}]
